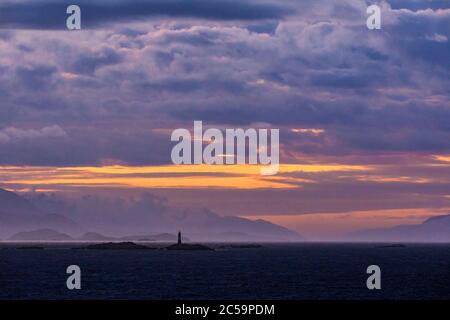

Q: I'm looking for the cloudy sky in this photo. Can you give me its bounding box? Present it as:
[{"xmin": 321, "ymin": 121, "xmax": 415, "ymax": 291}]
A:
[{"xmin": 0, "ymin": 0, "xmax": 449, "ymax": 239}]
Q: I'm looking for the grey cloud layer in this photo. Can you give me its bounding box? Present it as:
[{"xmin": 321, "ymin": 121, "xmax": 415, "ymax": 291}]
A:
[
  {"xmin": 0, "ymin": 0, "xmax": 290, "ymax": 29},
  {"xmin": 0, "ymin": 0, "xmax": 449, "ymax": 165}
]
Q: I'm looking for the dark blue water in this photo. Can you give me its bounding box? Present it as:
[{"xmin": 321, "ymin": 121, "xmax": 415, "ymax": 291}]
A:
[{"xmin": 1, "ymin": 243, "xmax": 450, "ymax": 299}]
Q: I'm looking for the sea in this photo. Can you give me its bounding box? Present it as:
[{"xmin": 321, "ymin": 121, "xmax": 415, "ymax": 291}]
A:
[{"xmin": 0, "ymin": 243, "xmax": 449, "ymax": 300}]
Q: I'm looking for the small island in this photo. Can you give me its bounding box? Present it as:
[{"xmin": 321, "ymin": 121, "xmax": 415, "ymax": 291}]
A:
[
  {"xmin": 165, "ymin": 232, "xmax": 213, "ymax": 251},
  {"xmin": 17, "ymin": 246, "xmax": 45, "ymax": 250},
  {"xmin": 76, "ymin": 241, "xmax": 155, "ymax": 250},
  {"xmin": 376, "ymin": 244, "xmax": 407, "ymax": 248},
  {"xmin": 219, "ymin": 244, "xmax": 262, "ymax": 249}
]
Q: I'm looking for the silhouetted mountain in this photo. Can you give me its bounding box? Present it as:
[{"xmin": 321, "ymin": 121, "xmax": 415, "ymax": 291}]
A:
[
  {"xmin": 78, "ymin": 232, "xmax": 116, "ymax": 241},
  {"xmin": 78, "ymin": 232, "xmax": 189, "ymax": 242},
  {"xmin": 173, "ymin": 208, "xmax": 304, "ymax": 242},
  {"xmin": 27, "ymin": 193, "xmax": 305, "ymax": 242},
  {"xmin": 77, "ymin": 242, "xmax": 155, "ymax": 250},
  {"xmin": 9, "ymin": 229, "xmax": 73, "ymax": 241},
  {"xmin": 3, "ymin": 190, "xmax": 303, "ymax": 242},
  {"xmin": 119, "ymin": 233, "xmax": 189, "ymax": 242},
  {"xmin": 347, "ymin": 214, "xmax": 450, "ymax": 242},
  {"xmin": 0, "ymin": 188, "xmax": 81, "ymax": 238}
]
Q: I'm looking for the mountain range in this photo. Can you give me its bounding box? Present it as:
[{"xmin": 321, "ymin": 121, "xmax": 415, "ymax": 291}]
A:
[
  {"xmin": 3, "ymin": 187, "xmax": 450, "ymax": 242},
  {"xmin": 346, "ymin": 214, "xmax": 450, "ymax": 242},
  {"xmin": 8, "ymin": 229, "xmax": 190, "ymax": 242},
  {"xmin": 0, "ymin": 189, "xmax": 81, "ymax": 238},
  {"xmin": 0, "ymin": 188, "xmax": 303, "ymax": 241}
]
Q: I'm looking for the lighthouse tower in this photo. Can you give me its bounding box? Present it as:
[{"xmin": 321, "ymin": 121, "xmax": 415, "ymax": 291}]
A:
[{"xmin": 178, "ymin": 231, "xmax": 182, "ymax": 245}]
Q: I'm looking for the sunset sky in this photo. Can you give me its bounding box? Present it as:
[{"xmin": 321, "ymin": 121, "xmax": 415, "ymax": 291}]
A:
[{"xmin": 0, "ymin": 0, "xmax": 449, "ymax": 239}]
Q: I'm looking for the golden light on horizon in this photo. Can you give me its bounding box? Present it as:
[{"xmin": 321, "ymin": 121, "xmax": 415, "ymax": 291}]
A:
[
  {"xmin": 0, "ymin": 164, "xmax": 369, "ymax": 190},
  {"xmin": 434, "ymin": 155, "xmax": 450, "ymax": 163}
]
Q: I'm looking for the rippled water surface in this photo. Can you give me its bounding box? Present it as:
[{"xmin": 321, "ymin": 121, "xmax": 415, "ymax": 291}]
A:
[{"xmin": 1, "ymin": 243, "xmax": 449, "ymax": 299}]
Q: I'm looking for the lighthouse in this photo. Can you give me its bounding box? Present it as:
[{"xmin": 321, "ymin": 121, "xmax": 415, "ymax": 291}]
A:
[{"xmin": 178, "ymin": 231, "xmax": 182, "ymax": 245}]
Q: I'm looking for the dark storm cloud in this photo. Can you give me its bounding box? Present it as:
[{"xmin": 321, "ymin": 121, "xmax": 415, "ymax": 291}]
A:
[
  {"xmin": 0, "ymin": 126, "xmax": 172, "ymax": 166},
  {"xmin": 0, "ymin": 30, "xmax": 14, "ymax": 40},
  {"xmin": 245, "ymin": 21, "xmax": 279, "ymax": 35},
  {"xmin": 0, "ymin": 0, "xmax": 290, "ymax": 29},
  {"xmin": 383, "ymin": 7, "xmax": 450, "ymax": 70},
  {"xmin": 15, "ymin": 64, "xmax": 58, "ymax": 90},
  {"xmin": 166, "ymin": 97, "xmax": 450, "ymax": 153},
  {"xmin": 389, "ymin": 0, "xmax": 450, "ymax": 10},
  {"xmin": 140, "ymin": 77, "xmax": 245, "ymax": 94},
  {"xmin": 69, "ymin": 48, "xmax": 124, "ymax": 75},
  {"xmin": 0, "ymin": 0, "xmax": 449, "ymax": 165}
]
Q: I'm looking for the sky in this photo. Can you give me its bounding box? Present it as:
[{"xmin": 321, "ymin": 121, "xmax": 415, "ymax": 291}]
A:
[{"xmin": 0, "ymin": 0, "xmax": 449, "ymax": 240}]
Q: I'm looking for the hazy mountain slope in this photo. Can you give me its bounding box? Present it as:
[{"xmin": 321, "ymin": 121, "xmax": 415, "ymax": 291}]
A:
[
  {"xmin": 78, "ymin": 232, "xmax": 186, "ymax": 242},
  {"xmin": 0, "ymin": 189, "xmax": 81, "ymax": 238},
  {"xmin": 27, "ymin": 193, "xmax": 305, "ymax": 241},
  {"xmin": 346, "ymin": 214, "xmax": 450, "ymax": 242},
  {"xmin": 0, "ymin": 188, "xmax": 38, "ymax": 214},
  {"xmin": 9, "ymin": 229, "xmax": 73, "ymax": 241},
  {"xmin": 169, "ymin": 208, "xmax": 304, "ymax": 241},
  {"xmin": 2, "ymin": 189, "xmax": 304, "ymax": 241}
]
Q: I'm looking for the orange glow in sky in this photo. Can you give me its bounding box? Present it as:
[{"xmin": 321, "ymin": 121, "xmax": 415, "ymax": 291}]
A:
[{"xmin": 0, "ymin": 164, "xmax": 369, "ymax": 190}]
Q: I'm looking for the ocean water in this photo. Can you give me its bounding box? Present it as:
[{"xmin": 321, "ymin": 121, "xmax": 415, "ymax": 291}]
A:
[{"xmin": 0, "ymin": 243, "xmax": 449, "ymax": 300}]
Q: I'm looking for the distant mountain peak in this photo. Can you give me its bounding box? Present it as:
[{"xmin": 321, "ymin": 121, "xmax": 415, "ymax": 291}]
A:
[
  {"xmin": 0, "ymin": 188, "xmax": 81, "ymax": 238},
  {"xmin": 423, "ymin": 214, "xmax": 450, "ymax": 224},
  {"xmin": 9, "ymin": 228, "xmax": 73, "ymax": 241},
  {"xmin": 346, "ymin": 214, "xmax": 450, "ymax": 242}
]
